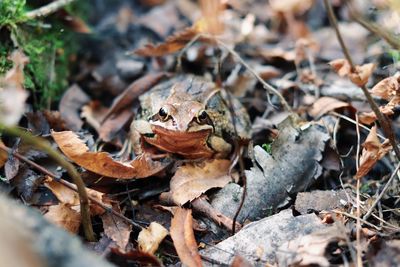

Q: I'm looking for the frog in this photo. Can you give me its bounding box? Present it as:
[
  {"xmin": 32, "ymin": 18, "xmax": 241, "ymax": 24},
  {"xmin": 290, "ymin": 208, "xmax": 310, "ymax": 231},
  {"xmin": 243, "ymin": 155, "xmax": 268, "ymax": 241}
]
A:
[{"xmin": 130, "ymin": 75, "xmax": 251, "ymax": 159}]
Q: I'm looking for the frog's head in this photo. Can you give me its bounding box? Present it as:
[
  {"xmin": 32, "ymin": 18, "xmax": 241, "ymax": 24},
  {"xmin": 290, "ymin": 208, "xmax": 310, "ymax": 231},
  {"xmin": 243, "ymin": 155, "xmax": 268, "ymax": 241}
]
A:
[
  {"xmin": 150, "ymin": 100, "xmax": 214, "ymax": 132},
  {"xmin": 137, "ymin": 82, "xmax": 218, "ymax": 158}
]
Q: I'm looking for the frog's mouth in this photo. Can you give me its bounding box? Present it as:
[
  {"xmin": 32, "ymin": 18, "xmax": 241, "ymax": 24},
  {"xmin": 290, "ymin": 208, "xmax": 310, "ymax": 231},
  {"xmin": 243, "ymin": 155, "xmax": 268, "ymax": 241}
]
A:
[{"xmin": 142, "ymin": 125, "xmax": 214, "ymax": 159}]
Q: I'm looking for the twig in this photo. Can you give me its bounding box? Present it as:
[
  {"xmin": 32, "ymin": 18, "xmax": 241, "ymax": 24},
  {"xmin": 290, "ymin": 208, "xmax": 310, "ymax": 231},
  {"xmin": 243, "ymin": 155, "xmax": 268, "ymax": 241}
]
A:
[
  {"xmin": 355, "ymin": 114, "xmax": 362, "ymax": 267},
  {"xmin": 0, "ymin": 125, "xmax": 95, "ymax": 241},
  {"xmin": 347, "ymin": 3, "xmax": 400, "ymax": 50},
  {"xmin": 0, "ymin": 142, "xmax": 143, "ymax": 231},
  {"xmin": 25, "ymin": 0, "xmax": 76, "ymax": 20},
  {"xmin": 332, "ymin": 210, "xmax": 380, "ymax": 230},
  {"xmin": 363, "ymin": 161, "xmax": 400, "ymax": 221},
  {"xmin": 330, "ymin": 112, "xmax": 386, "ymax": 140},
  {"xmin": 215, "ymin": 39, "xmax": 293, "ymax": 113},
  {"xmin": 323, "ymin": 0, "xmax": 400, "ymax": 161}
]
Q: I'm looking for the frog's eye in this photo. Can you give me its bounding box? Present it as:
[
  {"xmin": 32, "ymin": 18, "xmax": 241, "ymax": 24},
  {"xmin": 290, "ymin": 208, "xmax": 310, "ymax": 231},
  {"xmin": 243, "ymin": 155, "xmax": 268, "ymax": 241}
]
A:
[
  {"xmin": 158, "ymin": 107, "xmax": 169, "ymax": 121},
  {"xmin": 196, "ymin": 110, "xmax": 208, "ymax": 124}
]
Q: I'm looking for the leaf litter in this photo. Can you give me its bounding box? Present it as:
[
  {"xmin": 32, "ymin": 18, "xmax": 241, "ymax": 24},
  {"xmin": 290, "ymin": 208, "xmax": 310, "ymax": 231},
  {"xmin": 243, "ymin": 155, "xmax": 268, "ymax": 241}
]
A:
[{"xmin": 1, "ymin": 0, "xmax": 400, "ymax": 266}]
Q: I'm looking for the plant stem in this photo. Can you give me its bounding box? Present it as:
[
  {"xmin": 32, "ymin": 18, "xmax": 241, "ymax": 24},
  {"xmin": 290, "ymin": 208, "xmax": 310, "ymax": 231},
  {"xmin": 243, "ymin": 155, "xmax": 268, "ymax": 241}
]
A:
[
  {"xmin": 0, "ymin": 142, "xmax": 143, "ymax": 231},
  {"xmin": 24, "ymin": 0, "xmax": 76, "ymax": 20},
  {"xmin": 323, "ymin": 0, "xmax": 400, "ymax": 161},
  {"xmin": 216, "ymin": 39, "xmax": 293, "ymax": 112},
  {"xmin": 347, "ymin": 3, "xmax": 400, "ymax": 50},
  {"xmin": 0, "ymin": 125, "xmax": 95, "ymax": 241}
]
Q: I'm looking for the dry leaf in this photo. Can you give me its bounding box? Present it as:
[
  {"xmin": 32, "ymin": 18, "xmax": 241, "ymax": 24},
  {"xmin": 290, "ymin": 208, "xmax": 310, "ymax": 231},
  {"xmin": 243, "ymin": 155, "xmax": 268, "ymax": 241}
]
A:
[
  {"xmin": 101, "ymin": 203, "xmax": 132, "ymax": 252},
  {"xmin": 196, "ymin": 0, "xmax": 225, "ymax": 35},
  {"xmin": 134, "ymin": 27, "xmax": 201, "ymax": 56},
  {"xmin": 138, "ymin": 222, "xmax": 168, "ymax": 254},
  {"xmin": 170, "ymin": 208, "xmax": 202, "ymax": 267},
  {"xmin": 370, "ymin": 75, "xmax": 400, "ymax": 100},
  {"xmin": 0, "ymin": 50, "xmax": 29, "ymax": 126},
  {"xmin": 101, "ymin": 73, "xmax": 168, "ymax": 123},
  {"xmin": 355, "ymin": 126, "xmax": 392, "ymax": 179},
  {"xmin": 349, "ymin": 63, "xmax": 375, "ymax": 87},
  {"xmin": 170, "ymin": 159, "xmax": 232, "ymax": 205},
  {"xmin": 358, "ymin": 111, "xmax": 378, "ymax": 125},
  {"xmin": 308, "ymin": 97, "xmax": 350, "ymax": 118},
  {"xmin": 270, "ymin": 0, "xmax": 313, "ymax": 14},
  {"xmin": 81, "ymin": 101, "xmax": 109, "ymax": 132},
  {"xmin": 328, "ymin": 59, "xmax": 351, "ymax": 77},
  {"xmin": 59, "ymin": 84, "xmax": 90, "ymax": 131},
  {"xmin": 51, "ymin": 131, "xmax": 170, "ymax": 179},
  {"xmin": 0, "ymin": 140, "xmax": 8, "ymax": 168},
  {"xmin": 44, "ymin": 203, "xmax": 81, "ymax": 234},
  {"xmin": 329, "ymin": 59, "xmax": 375, "ymax": 87},
  {"xmin": 45, "ymin": 179, "xmax": 108, "ymax": 216}
]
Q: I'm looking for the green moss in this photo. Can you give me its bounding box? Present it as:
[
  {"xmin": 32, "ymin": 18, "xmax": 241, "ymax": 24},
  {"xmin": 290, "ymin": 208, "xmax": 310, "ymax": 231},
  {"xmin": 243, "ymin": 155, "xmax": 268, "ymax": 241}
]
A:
[
  {"xmin": 0, "ymin": 1, "xmax": 85, "ymax": 109},
  {"xmin": 13, "ymin": 25, "xmax": 75, "ymax": 108},
  {"xmin": 0, "ymin": 0, "xmax": 26, "ymax": 26}
]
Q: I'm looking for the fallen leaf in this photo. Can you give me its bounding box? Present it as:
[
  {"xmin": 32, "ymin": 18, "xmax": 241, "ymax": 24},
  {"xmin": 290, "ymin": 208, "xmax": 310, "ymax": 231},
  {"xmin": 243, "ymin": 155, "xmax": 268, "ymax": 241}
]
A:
[
  {"xmin": 349, "ymin": 63, "xmax": 375, "ymax": 87},
  {"xmin": 45, "ymin": 178, "xmax": 108, "ymax": 216},
  {"xmin": 277, "ymin": 226, "xmax": 348, "ymax": 266},
  {"xmin": 308, "ymin": 97, "xmax": 350, "ymax": 118},
  {"xmin": 170, "ymin": 208, "xmax": 202, "ymax": 267},
  {"xmin": 59, "ymin": 84, "xmax": 90, "ymax": 131},
  {"xmin": 370, "ymin": 74, "xmax": 400, "ymax": 100},
  {"xmin": 81, "ymin": 101, "xmax": 109, "ymax": 132},
  {"xmin": 51, "ymin": 131, "xmax": 171, "ymax": 179},
  {"xmin": 138, "ymin": 222, "xmax": 168, "ymax": 254},
  {"xmin": 270, "ymin": 0, "xmax": 313, "ymax": 14},
  {"xmin": 0, "ymin": 50, "xmax": 29, "ymax": 126},
  {"xmin": 196, "ymin": 0, "xmax": 225, "ymax": 35},
  {"xmin": 102, "ymin": 73, "xmax": 168, "ymax": 123},
  {"xmin": 355, "ymin": 126, "xmax": 392, "ymax": 179},
  {"xmin": 170, "ymin": 159, "xmax": 232, "ymax": 205},
  {"xmin": 0, "ymin": 140, "xmax": 7, "ymax": 168},
  {"xmin": 209, "ymin": 115, "xmax": 330, "ymax": 222},
  {"xmin": 201, "ymin": 209, "xmax": 327, "ymax": 265},
  {"xmin": 134, "ymin": 27, "xmax": 203, "ymax": 56},
  {"xmin": 358, "ymin": 111, "xmax": 378, "ymax": 125},
  {"xmin": 329, "ymin": 59, "xmax": 375, "ymax": 87},
  {"xmin": 109, "ymin": 248, "xmax": 162, "ymax": 267},
  {"xmin": 44, "ymin": 203, "xmax": 81, "ymax": 234},
  {"xmin": 98, "ymin": 109, "xmax": 133, "ymax": 142},
  {"xmin": 295, "ymin": 190, "xmax": 350, "ymax": 215},
  {"xmin": 101, "ymin": 203, "xmax": 132, "ymax": 252}
]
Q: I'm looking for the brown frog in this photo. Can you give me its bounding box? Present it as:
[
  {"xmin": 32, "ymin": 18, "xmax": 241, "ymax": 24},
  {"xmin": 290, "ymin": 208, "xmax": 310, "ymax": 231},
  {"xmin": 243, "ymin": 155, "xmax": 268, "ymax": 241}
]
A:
[{"xmin": 131, "ymin": 75, "xmax": 251, "ymax": 159}]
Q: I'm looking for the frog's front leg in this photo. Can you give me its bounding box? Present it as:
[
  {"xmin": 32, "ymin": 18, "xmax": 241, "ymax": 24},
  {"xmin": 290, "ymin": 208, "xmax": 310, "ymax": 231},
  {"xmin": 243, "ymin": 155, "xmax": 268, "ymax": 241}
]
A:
[
  {"xmin": 130, "ymin": 119, "xmax": 154, "ymax": 156},
  {"xmin": 208, "ymin": 135, "xmax": 232, "ymax": 159}
]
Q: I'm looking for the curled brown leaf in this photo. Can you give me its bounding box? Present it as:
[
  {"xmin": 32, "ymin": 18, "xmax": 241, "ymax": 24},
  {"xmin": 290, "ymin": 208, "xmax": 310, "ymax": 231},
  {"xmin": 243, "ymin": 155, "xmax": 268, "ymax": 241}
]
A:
[
  {"xmin": 355, "ymin": 126, "xmax": 392, "ymax": 179},
  {"xmin": 51, "ymin": 131, "xmax": 170, "ymax": 179},
  {"xmin": 170, "ymin": 208, "xmax": 202, "ymax": 267}
]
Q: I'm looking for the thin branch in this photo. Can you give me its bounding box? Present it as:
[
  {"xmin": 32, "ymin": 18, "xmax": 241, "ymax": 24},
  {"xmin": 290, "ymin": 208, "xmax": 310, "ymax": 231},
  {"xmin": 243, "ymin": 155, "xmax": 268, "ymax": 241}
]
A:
[
  {"xmin": 363, "ymin": 161, "xmax": 400, "ymax": 221},
  {"xmin": 330, "ymin": 112, "xmax": 386, "ymax": 140},
  {"xmin": 347, "ymin": 3, "xmax": 400, "ymax": 50},
  {"xmin": 355, "ymin": 114, "xmax": 362, "ymax": 267},
  {"xmin": 215, "ymin": 39, "xmax": 293, "ymax": 113},
  {"xmin": 25, "ymin": 0, "xmax": 76, "ymax": 20},
  {"xmin": 323, "ymin": 0, "xmax": 400, "ymax": 161},
  {"xmin": 0, "ymin": 143, "xmax": 143, "ymax": 231},
  {"xmin": 0, "ymin": 125, "xmax": 95, "ymax": 241}
]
